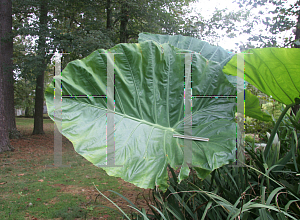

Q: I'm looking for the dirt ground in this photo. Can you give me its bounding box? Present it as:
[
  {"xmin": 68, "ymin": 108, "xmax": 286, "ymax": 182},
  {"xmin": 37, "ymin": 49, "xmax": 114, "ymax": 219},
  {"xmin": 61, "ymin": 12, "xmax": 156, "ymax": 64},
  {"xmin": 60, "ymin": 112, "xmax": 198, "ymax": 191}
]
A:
[{"xmin": 4, "ymin": 121, "xmax": 156, "ymax": 219}]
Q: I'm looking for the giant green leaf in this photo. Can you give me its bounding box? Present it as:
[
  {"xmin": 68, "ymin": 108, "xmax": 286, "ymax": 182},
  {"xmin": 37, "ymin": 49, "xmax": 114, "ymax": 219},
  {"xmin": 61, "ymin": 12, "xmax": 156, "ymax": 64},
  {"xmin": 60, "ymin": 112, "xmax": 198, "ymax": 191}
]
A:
[
  {"xmin": 45, "ymin": 41, "xmax": 237, "ymax": 191},
  {"xmin": 139, "ymin": 33, "xmax": 271, "ymax": 121},
  {"xmin": 139, "ymin": 32, "xmax": 236, "ymax": 86},
  {"xmin": 243, "ymin": 90, "xmax": 272, "ymax": 121},
  {"xmin": 139, "ymin": 33, "xmax": 233, "ymax": 68},
  {"xmin": 223, "ymin": 48, "xmax": 300, "ymax": 105}
]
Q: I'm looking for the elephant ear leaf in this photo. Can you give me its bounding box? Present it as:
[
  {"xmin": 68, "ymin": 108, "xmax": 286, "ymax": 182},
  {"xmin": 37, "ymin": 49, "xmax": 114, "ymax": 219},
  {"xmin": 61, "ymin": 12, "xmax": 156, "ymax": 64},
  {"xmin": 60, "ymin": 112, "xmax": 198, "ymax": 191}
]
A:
[
  {"xmin": 139, "ymin": 33, "xmax": 270, "ymax": 121},
  {"xmin": 139, "ymin": 32, "xmax": 237, "ymax": 86},
  {"xmin": 139, "ymin": 33, "xmax": 237, "ymax": 86},
  {"xmin": 223, "ymin": 48, "xmax": 300, "ymax": 105},
  {"xmin": 244, "ymin": 90, "xmax": 272, "ymax": 121},
  {"xmin": 46, "ymin": 41, "xmax": 237, "ymax": 191},
  {"xmin": 139, "ymin": 32, "xmax": 233, "ymax": 68}
]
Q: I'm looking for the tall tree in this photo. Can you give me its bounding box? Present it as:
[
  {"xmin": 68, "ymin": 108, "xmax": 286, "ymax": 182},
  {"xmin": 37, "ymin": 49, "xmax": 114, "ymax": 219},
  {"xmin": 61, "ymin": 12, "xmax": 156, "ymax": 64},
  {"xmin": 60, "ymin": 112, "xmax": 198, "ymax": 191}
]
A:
[
  {"xmin": 1, "ymin": 0, "xmax": 20, "ymax": 139},
  {"xmin": 12, "ymin": 0, "xmax": 112, "ymax": 135},
  {"xmin": 13, "ymin": 0, "xmax": 53, "ymax": 134},
  {"xmin": 188, "ymin": 8, "xmax": 251, "ymax": 46},
  {"xmin": 119, "ymin": 0, "xmax": 129, "ymax": 43},
  {"xmin": 236, "ymin": 0, "xmax": 300, "ymax": 48},
  {"xmin": 32, "ymin": 0, "xmax": 49, "ymax": 134},
  {"xmin": 50, "ymin": 0, "xmax": 114, "ymax": 66},
  {"xmin": 0, "ymin": 0, "xmax": 13, "ymax": 152},
  {"xmin": 295, "ymin": 6, "xmax": 300, "ymax": 49},
  {"xmin": 106, "ymin": 0, "xmax": 112, "ymax": 30},
  {"xmin": 112, "ymin": 0, "xmax": 197, "ymax": 43},
  {"xmin": 0, "ymin": 82, "xmax": 11, "ymax": 153}
]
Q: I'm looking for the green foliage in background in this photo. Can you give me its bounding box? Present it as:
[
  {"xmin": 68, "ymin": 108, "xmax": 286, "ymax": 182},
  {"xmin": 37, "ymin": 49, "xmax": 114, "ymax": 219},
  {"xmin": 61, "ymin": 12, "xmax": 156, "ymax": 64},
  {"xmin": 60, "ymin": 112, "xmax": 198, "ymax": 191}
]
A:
[{"xmin": 98, "ymin": 138, "xmax": 300, "ymax": 219}]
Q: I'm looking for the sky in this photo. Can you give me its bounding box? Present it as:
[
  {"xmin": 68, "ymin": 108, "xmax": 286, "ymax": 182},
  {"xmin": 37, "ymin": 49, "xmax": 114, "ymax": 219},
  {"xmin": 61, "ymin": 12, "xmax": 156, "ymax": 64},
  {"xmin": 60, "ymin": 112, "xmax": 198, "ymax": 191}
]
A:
[{"xmin": 190, "ymin": 0, "xmax": 298, "ymax": 51}]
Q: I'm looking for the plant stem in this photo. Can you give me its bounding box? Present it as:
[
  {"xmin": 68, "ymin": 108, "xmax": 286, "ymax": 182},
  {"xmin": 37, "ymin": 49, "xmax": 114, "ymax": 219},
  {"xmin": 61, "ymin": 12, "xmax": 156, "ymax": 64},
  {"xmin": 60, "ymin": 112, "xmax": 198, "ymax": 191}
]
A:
[{"xmin": 263, "ymin": 103, "xmax": 296, "ymax": 162}]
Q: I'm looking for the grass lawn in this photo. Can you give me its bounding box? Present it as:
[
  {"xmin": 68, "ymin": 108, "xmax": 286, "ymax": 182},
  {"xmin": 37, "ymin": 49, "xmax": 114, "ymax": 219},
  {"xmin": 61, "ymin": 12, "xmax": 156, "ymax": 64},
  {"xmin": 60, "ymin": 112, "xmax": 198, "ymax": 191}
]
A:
[{"xmin": 0, "ymin": 118, "xmax": 151, "ymax": 220}]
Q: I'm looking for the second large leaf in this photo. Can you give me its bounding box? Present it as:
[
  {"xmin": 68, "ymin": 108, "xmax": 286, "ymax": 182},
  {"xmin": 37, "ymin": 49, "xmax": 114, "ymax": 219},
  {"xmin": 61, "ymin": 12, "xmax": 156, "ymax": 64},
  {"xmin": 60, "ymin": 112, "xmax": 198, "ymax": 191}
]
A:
[
  {"xmin": 223, "ymin": 48, "xmax": 300, "ymax": 105},
  {"xmin": 45, "ymin": 41, "xmax": 236, "ymax": 191},
  {"xmin": 139, "ymin": 33, "xmax": 272, "ymax": 122}
]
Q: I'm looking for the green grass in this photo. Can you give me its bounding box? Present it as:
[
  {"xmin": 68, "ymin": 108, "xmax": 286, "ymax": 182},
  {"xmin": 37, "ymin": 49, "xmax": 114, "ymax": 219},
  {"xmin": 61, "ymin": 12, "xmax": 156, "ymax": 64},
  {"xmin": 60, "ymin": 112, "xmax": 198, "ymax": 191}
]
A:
[
  {"xmin": 15, "ymin": 117, "xmax": 53, "ymax": 126},
  {"xmin": 0, "ymin": 158, "xmax": 121, "ymax": 219},
  {"xmin": 0, "ymin": 118, "xmax": 146, "ymax": 219},
  {"xmin": 15, "ymin": 117, "xmax": 54, "ymax": 136}
]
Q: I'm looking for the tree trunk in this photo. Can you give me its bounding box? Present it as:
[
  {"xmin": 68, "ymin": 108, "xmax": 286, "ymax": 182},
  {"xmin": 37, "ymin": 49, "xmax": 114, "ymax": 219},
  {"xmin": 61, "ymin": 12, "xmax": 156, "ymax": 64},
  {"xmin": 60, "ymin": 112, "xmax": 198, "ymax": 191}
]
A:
[
  {"xmin": 0, "ymin": 0, "xmax": 13, "ymax": 152},
  {"xmin": 106, "ymin": 0, "xmax": 112, "ymax": 29},
  {"xmin": 33, "ymin": 72, "xmax": 45, "ymax": 134},
  {"xmin": 295, "ymin": 2, "xmax": 300, "ymax": 48},
  {"xmin": 0, "ymin": 82, "xmax": 11, "ymax": 152},
  {"xmin": 32, "ymin": 0, "xmax": 48, "ymax": 135},
  {"xmin": 1, "ymin": 0, "xmax": 20, "ymax": 139},
  {"xmin": 292, "ymin": 6, "xmax": 300, "ymax": 119},
  {"xmin": 25, "ymin": 106, "xmax": 30, "ymax": 117},
  {"xmin": 119, "ymin": 0, "xmax": 129, "ymax": 43}
]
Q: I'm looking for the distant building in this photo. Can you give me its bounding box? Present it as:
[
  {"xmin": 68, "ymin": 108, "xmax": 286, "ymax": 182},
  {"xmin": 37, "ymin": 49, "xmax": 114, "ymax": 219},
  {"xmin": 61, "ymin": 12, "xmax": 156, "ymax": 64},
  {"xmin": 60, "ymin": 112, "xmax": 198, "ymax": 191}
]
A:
[
  {"xmin": 14, "ymin": 104, "xmax": 47, "ymax": 116},
  {"xmin": 15, "ymin": 108, "xmax": 25, "ymax": 116},
  {"xmin": 43, "ymin": 105, "xmax": 47, "ymax": 114}
]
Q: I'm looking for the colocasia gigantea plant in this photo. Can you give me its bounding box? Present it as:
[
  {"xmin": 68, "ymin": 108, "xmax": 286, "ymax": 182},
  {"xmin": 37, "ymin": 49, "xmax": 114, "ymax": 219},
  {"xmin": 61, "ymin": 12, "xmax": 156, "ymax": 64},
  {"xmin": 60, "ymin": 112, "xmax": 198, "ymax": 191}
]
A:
[{"xmin": 46, "ymin": 33, "xmax": 300, "ymax": 194}]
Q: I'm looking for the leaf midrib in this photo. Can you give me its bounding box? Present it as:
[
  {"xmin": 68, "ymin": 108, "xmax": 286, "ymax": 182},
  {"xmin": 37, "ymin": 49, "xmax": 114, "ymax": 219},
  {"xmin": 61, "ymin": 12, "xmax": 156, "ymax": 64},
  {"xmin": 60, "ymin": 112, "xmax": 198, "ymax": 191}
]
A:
[{"xmin": 63, "ymin": 98, "xmax": 175, "ymax": 132}]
